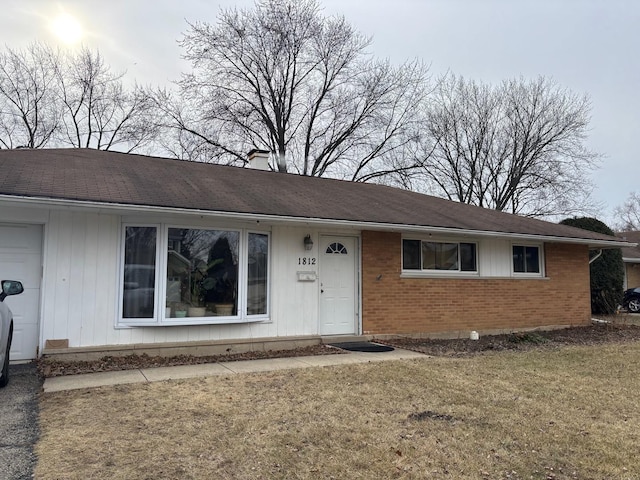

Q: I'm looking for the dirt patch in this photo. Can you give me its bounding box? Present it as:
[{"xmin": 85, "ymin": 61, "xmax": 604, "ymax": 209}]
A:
[
  {"xmin": 37, "ymin": 344, "xmax": 343, "ymax": 378},
  {"xmin": 382, "ymin": 322, "xmax": 640, "ymax": 357}
]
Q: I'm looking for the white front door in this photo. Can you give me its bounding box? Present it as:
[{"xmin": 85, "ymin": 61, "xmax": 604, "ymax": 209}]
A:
[
  {"xmin": 319, "ymin": 236, "xmax": 357, "ymax": 335},
  {"xmin": 0, "ymin": 224, "xmax": 42, "ymax": 360}
]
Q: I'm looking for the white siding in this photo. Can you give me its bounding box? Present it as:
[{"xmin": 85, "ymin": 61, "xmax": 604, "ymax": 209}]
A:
[
  {"xmin": 41, "ymin": 210, "xmax": 120, "ymax": 348},
  {"xmin": 37, "ymin": 210, "xmax": 332, "ymax": 349},
  {"xmin": 477, "ymin": 238, "xmax": 513, "ymax": 277},
  {"xmin": 109, "ymin": 225, "xmax": 324, "ymax": 346},
  {"xmin": 271, "ymin": 227, "xmax": 320, "ymax": 337}
]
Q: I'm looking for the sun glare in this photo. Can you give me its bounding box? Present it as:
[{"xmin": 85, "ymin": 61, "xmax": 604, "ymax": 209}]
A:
[{"xmin": 50, "ymin": 12, "xmax": 83, "ymax": 45}]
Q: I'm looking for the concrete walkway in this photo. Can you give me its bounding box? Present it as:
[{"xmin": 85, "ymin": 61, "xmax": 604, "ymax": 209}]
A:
[{"xmin": 43, "ymin": 347, "xmax": 426, "ymax": 393}]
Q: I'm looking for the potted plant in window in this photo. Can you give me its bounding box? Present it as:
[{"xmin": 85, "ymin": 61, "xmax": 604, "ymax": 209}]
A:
[
  {"xmin": 202, "ymin": 237, "xmax": 237, "ymax": 316},
  {"xmin": 173, "ymin": 302, "xmax": 189, "ymax": 318},
  {"xmin": 188, "ymin": 282, "xmax": 206, "ymax": 317},
  {"xmin": 188, "ymin": 260, "xmax": 211, "ymax": 317},
  {"xmin": 212, "ymin": 276, "xmax": 235, "ymax": 316},
  {"xmin": 188, "ymin": 257, "xmax": 226, "ymax": 317}
]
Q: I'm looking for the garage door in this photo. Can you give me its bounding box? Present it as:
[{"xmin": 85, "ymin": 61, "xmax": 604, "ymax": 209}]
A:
[{"xmin": 0, "ymin": 224, "xmax": 42, "ymax": 360}]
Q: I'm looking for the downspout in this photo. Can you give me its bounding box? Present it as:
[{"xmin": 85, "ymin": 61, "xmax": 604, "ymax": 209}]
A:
[{"xmin": 589, "ymin": 249, "xmax": 603, "ymax": 264}]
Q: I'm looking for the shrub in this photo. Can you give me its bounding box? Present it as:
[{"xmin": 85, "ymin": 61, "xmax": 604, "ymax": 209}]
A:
[{"xmin": 560, "ymin": 217, "xmax": 624, "ymax": 314}]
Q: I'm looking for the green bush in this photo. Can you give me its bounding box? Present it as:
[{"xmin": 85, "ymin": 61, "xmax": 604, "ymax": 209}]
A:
[{"xmin": 560, "ymin": 217, "xmax": 624, "ymax": 314}]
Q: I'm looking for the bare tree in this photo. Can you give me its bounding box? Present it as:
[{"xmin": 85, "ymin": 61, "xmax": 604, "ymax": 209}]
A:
[
  {"xmin": 417, "ymin": 75, "xmax": 598, "ymax": 217},
  {"xmin": 151, "ymin": 86, "xmax": 244, "ymax": 163},
  {"xmin": 614, "ymin": 192, "xmax": 640, "ymax": 231},
  {"xmin": 55, "ymin": 48, "xmax": 159, "ymax": 153},
  {"xmin": 0, "ymin": 43, "xmax": 60, "ymax": 149},
  {"xmin": 165, "ymin": 0, "xmax": 429, "ymax": 179}
]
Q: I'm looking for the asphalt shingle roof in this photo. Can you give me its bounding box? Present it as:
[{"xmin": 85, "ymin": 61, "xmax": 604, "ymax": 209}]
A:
[
  {"xmin": 0, "ymin": 148, "xmax": 629, "ymax": 247},
  {"xmin": 618, "ymin": 231, "xmax": 640, "ymax": 260}
]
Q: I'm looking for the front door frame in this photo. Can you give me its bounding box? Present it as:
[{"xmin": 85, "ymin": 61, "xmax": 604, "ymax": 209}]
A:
[{"xmin": 318, "ymin": 234, "xmax": 360, "ymax": 336}]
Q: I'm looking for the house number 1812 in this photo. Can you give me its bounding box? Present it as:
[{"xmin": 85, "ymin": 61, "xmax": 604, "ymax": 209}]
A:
[{"xmin": 298, "ymin": 257, "xmax": 316, "ymax": 266}]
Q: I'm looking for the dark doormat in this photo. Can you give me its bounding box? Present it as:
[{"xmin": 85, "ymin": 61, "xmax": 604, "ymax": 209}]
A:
[{"xmin": 329, "ymin": 342, "xmax": 395, "ymax": 353}]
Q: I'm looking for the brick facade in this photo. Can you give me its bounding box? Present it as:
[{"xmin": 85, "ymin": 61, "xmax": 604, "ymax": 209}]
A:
[{"xmin": 361, "ymin": 231, "xmax": 591, "ymax": 336}]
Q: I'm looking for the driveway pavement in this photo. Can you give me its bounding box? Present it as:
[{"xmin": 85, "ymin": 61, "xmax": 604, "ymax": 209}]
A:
[{"xmin": 0, "ymin": 363, "xmax": 42, "ymax": 480}]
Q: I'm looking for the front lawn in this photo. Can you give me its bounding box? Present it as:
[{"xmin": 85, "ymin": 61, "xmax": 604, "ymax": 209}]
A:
[{"xmin": 36, "ymin": 342, "xmax": 640, "ymax": 479}]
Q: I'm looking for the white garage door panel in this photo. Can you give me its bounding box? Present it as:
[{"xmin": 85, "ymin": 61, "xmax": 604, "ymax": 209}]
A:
[
  {"xmin": 4, "ymin": 293, "xmax": 40, "ymax": 359},
  {"xmin": 0, "ymin": 224, "xmax": 42, "ymax": 360},
  {"xmin": 0, "ymin": 224, "xmax": 41, "ymax": 250},
  {"xmin": 0, "ymin": 253, "xmax": 41, "ymax": 285}
]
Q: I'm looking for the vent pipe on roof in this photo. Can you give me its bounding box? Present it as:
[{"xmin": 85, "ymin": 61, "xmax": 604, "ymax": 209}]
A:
[{"xmin": 247, "ymin": 149, "xmax": 270, "ymax": 171}]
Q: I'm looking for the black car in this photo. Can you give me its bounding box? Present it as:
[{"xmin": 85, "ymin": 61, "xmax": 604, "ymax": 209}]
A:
[{"xmin": 623, "ymin": 287, "xmax": 640, "ymax": 313}]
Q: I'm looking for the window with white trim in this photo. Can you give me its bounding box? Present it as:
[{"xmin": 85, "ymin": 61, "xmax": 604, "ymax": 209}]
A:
[
  {"xmin": 512, "ymin": 245, "xmax": 541, "ymax": 274},
  {"xmin": 119, "ymin": 224, "xmax": 270, "ymax": 325},
  {"xmin": 122, "ymin": 226, "xmax": 158, "ymax": 319},
  {"xmin": 166, "ymin": 228, "xmax": 240, "ymax": 317},
  {"xmin": 402, "ymin": 239, "xmax": 477, "ymax": 272},
  {"xmin": 247, "ymin": 233, "xmax": 268, "ymax": 315}
]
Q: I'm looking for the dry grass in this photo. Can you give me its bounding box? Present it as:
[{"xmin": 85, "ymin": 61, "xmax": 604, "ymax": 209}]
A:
[{"xmin": 37, "ymin": 343, "xmax": 640, "ymax": 479}]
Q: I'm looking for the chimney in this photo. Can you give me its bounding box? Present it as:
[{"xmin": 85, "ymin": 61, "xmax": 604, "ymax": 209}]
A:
[{"xmin": 247, "ymin": 149, "xmax": 270, "ymax": 171}]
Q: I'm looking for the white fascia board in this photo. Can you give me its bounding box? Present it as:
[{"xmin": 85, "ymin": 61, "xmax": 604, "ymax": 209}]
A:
[{"xmin": 1, "ymin": 194, "xmax": 633, "ymax": 249}]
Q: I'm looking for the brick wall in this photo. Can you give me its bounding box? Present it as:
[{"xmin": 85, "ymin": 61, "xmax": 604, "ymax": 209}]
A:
[
  {"xmin": 361, "ymin": 231, "xmax": 591, "ymax": 336},
  {"xmin": 626, "ymin": 263, "xmax": 640, "ymax": 290}
]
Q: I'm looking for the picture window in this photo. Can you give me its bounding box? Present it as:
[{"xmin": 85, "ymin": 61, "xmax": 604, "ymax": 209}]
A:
[
  {"xmin": 402, "ymin": 239, "xmax": 477, "ymax": 272},
  {"xmin": 119, "ymin": 225, "xmax": 269, "ymax": 325}
]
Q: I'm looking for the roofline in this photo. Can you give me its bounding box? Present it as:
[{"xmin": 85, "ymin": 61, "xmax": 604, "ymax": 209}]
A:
[{"xmin": 1, "ymin": 194, "xmax": 633, "ymax": 249}]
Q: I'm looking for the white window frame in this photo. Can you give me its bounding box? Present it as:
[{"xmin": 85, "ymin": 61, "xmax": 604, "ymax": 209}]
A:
[
  {"xmin": 243, "ymin": 230, "xmax": 271, "ymax": 320},
  {"xmin": 117, "ymin": 223, "xmax": 271, "ymax": 327},
  {"xmin": 118, "ymin": 223, "xmax": 161, "ymax": 325},
  {"xmin": 511, "ymin": 243, "xmax": 544, "ymax": 277},
  {"xmin": 401, "ymin": 237, "xmax": 479, "ymax": 277}
]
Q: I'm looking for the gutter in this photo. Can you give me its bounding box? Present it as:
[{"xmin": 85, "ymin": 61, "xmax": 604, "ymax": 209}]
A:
[{"xmin": 0, "ymin": 194, "xmax": 635, "ymax": 249}]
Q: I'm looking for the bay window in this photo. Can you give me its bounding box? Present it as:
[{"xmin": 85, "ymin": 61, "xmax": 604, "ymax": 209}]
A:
[{"xmin": 119, "ymin": 224, "xmax": 269, "ymax": 325}]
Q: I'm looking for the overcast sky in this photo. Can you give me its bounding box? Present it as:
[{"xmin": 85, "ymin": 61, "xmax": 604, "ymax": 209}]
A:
[{"xmin": 2, "ymin": 0, "xmax": 637, "ymax": 222}]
